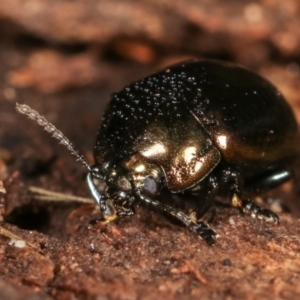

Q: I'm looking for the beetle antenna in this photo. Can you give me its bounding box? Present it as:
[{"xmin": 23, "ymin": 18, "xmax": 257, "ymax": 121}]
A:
[{"xmin": 16, "ymin": 103, "xmax": 92, "ymax": 172}]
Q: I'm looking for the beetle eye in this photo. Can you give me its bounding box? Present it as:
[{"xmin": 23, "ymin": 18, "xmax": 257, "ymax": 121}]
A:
[{"xmin": 143, "ymin": 177, "xmax": 160, "ymax": 196}]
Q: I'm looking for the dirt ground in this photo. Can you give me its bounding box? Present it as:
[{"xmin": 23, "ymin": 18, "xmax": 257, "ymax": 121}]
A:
[{"xmin": 1, "ymin": 1, "xmax": 300, "ymax": 299}]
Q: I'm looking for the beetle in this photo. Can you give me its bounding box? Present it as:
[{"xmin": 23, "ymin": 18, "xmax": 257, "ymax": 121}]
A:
[{"xmin": 16, "ymin": 59, "xmax": 299, "ymax": 245}]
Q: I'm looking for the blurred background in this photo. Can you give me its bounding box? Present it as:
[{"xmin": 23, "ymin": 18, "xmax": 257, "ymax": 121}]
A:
[
  {"xmin": 0, "ymin": 1, "xmax": 300, "ymax": 299},
  {"xmin": 1, "ymin": 0, "xmax": 300, "ymax": 100}
]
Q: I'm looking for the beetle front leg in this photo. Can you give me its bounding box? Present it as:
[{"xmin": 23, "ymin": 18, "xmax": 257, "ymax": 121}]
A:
[
  {"xmin": 136, "ymin": 191, "xmax": 217, "ymax": 245},
  {"xmin": 87, "ymin": 171, "xmax": 120, "ymax": 222},
  {"xmin": 87, "ymin": 172, "xmax": 107, "ymax": 211},
  {"xmin": 116, "ymin": 206, "xmax": 135, "ymax": 218},
  {"xmin": 191, "ymin": 175, "xmax": 219, "ymax": 222}
]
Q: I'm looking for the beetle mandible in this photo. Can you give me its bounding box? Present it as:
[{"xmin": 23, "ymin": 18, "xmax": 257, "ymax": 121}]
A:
[{"xmin": 17, "ymin": 59, "xmax": 299, "ymax": 245}]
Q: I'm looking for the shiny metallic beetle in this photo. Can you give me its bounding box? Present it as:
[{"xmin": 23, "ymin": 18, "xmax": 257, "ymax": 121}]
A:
[{"xmin": 17, "ymin": 60, "xmax": 299, "ymax": 244}]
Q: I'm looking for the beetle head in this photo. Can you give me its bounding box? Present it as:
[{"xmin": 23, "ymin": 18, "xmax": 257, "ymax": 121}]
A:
[{"xmin": 88, "ymin": 155, "xmax": 163, "ymax": 218}]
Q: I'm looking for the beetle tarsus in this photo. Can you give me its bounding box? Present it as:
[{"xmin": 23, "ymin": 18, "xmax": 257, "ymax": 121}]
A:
[
  {"xmin": 116, "ymin": 207, "xmax": 135, "ymax": 218},
  {"xmin": 241, "ymin": 199, "xmax": 280, "ymax": 224},
  {"xmin": 188, "ymin": 222, "xmax": 216, "ymax": 245},
  {"xmin": 231, "ymin": 184, "xmax": 280, "ymax": 224}
]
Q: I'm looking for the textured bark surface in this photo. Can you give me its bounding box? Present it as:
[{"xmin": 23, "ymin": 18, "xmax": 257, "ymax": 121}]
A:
[{"xmin": 0, "ymin": 1, "xmax": 300, "ymax": 299}]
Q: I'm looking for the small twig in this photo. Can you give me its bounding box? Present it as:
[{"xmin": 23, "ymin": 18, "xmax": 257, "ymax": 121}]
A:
[
  {"xmin": 28, "ymin": 186, "xmax": 94, "ymax": 204},
  {"xmin": 0, "ymin": 226, "xmax": 39, "ymax": 250}
]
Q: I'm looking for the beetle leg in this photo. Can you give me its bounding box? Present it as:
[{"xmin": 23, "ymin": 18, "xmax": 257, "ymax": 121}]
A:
[
  {"xmin": 112, "ymin": 194, "xmax": 136, "ymax": 218},
  {"xmin": 223, "ymin": 168, "xmax": 280, "ymax": 224},
  {"xmin": 136, "ymin": 191, "xmax": 217, "ymax": 245},
  {"xmin": 116, "ymin": 206, "xmax": 135, "ymax": 217},
  {"xmin": 89, "ymin": 199, "xmax": 118, "ymax": 225},
  {"xmin": 86, "ymin": 172, "xmax": 119, "ymax": 222},
  {"xmin": 116, "ymin": 201, "xmax": 135, "ymax": 217},
  {"xmin": 187, "ymin": 175, "xmax": 218, "ymax": 224},
  {"xmin": 86, "ymin": 172, "xmax": 109, "ymax": 212},
  {"xmin": 193, "ymin": 176, "xmax": 219, "ymax": 221},
  {"xmin": 231, "ymin": 194, "xmax": 279, "ymax": 224}
]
